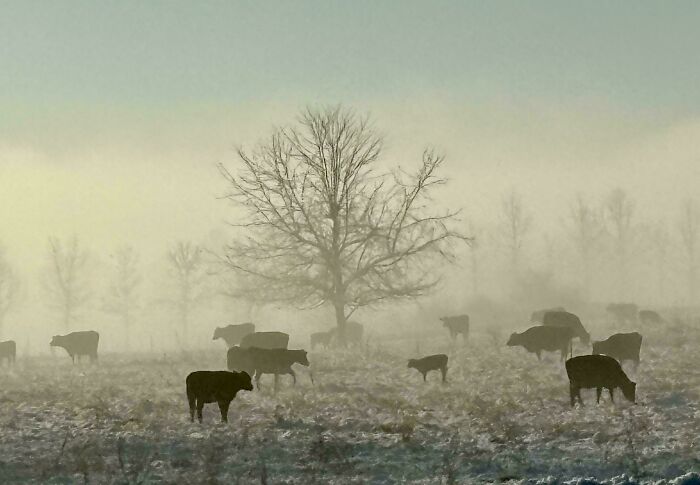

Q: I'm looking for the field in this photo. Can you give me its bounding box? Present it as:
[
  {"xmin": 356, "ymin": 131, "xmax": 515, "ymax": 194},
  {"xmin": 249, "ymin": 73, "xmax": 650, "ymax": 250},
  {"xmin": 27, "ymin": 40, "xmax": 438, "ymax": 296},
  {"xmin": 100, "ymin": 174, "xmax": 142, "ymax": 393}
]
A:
[{"xmin": 0, "ymin": 325, "xmax": 699, "ymax": 484}]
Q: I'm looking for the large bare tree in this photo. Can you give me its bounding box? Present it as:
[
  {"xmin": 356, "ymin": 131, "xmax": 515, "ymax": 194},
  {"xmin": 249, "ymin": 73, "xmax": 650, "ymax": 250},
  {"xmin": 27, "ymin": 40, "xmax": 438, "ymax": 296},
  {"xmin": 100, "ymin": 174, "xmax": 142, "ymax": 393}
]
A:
[
  {"xmin": 218, "ymin": 106, "xmax": 466, "ymax": 342},
  {"xmin": 103, "ymin": 245, "xmax": 141, "ymax": 350},
  {"xmin": 0, "ymin": 247, "xmax": 20, "ymax": 339},
  {"xmin": 43, "ymin": 236, "xmax": 90, "ymax": 331},
  {"xmin": 167, "ymin": 241, "xmax": 207, "ymax": 344},
  {"xmin": 567, "ymin": 194, "xmax": 604, "ymax": 300},
  {"xmin": 678, "ymin": 198, "xmax": 700, "ymax": 305}
]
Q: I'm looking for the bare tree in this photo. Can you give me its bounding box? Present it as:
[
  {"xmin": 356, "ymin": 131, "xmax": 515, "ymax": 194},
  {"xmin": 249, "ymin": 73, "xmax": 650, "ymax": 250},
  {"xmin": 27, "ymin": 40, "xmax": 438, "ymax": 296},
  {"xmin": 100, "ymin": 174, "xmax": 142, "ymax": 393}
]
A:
[
  {"xmin": 103, "ymin": 245, "xmax": 141, "ymax": 350},
  {"xmin": 43, "ymin": 236, "xmax": 90, "ymax": 331},
  {"xmin": 678, "ymin": 198, "xmax": 700, "ymax": 305},
  {"xmin": 167, "ymin": 241, "xmax": 207, "ymax": 344},
  {"xmin": 498, "ymin": 189, "xmax": 531, "ymax": 281},
  {"xmin": 218, "ymin": 106, "xmax": 466, "ymax": 343},
  {"xmin": 466, "ymin": 220, "xmax": 481, "ymax": 297},
  {"xmin": 0, "ymin": 247, "xmax": 20, "ymax": 339},
  {"xmin": 604, "ymin": 188, "xmax": 635, "ymax": 299},
  {"xmin": 648, "ymin": 221, "xmax": 670, "ymax": 305},
  {"xmin": 567, "ymin": 194, "xmax": 604, "ymax": 300}
]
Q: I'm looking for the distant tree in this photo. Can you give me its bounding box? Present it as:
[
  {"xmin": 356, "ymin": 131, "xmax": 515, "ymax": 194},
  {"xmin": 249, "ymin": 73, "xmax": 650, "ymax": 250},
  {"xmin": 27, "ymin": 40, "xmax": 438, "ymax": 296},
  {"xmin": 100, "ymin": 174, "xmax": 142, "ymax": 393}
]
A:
[
  {"xmin": 567, "ymin": 194, "xmax": 604, "ymax": 300},
  {"xmin": 218, "ymin": 106, "xmax": 466, "ymax": 344},
  {"xmin": 466, "ymin": 220, "xmax": 481, "ymax": 297},
  {"xmin": 0, "ymin": 247, "xmax": 20, "ymax": 339},
  {"xmin": 678, "ymin": 198, "xmax": 700, "ymax": 305},
  {"xmin": 167, "ymin": 241, "xmax": 207, "ymax": 344},
  {"xmin": 103, "ymin": 245, "xmax": 141, "ymax": 350},
  {"xmin": 498, "ymin": 189, "xmax": 531, "ymax": 282},
  {"xmin": 604, "ymin": 188, "xmax": 635, "ymax": 299},
  {"xmin": 43, "ymin": 236, "xmax": 90, "ymax": 331},
  {"xmin": 648, "ymin": 221, "xmax": 670, "ymax": 305}
]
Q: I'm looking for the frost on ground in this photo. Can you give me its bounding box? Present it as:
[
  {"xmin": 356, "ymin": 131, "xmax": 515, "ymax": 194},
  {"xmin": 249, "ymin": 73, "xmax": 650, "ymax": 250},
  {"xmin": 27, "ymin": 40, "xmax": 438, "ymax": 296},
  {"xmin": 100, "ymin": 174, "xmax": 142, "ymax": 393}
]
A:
[{"xmin": 0, "ymin": 329, "xmax": 698, "ymax": 484}]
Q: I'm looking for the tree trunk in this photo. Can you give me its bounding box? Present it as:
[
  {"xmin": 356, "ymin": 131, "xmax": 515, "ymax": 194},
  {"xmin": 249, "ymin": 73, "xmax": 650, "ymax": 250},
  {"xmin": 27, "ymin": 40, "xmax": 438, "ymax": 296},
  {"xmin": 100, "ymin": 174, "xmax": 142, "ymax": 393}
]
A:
[{"xmin": 333, "ymin": 297, "xmax": 347, "ymax": 346}]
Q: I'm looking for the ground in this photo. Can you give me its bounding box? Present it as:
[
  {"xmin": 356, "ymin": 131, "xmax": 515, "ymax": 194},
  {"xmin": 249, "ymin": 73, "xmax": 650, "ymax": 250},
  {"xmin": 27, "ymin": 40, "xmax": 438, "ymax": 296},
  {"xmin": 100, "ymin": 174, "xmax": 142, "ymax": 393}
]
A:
[{"xmin": 0, "ymin": 326, "xmax": 698, "ymax": 484}]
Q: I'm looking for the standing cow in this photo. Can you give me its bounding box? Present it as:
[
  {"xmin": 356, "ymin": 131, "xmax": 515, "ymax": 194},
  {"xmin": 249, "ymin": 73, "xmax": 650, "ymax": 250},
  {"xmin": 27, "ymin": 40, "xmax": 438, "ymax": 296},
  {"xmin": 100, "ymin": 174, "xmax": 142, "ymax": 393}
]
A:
[
  {"xmin": 542, "ymin": 311, "xmax": 590, "ymax": 344},
  {"xmin": 50, "ymin": 331, "xmax": 99, "ymax": 364},
  {"xmin": 213, "ymin": 323, "xmax": 255, "ymax": 348},
  {"xmin": 227, "ymin": 346, "xmax": 310, "ymax": 390},
  {"xmin": 592, "ymin": 332, "xmax": 643, "ymax": 369},
  {"xmin": 440, "ymin": 315, "xmax": 469, "ymax": 342},
  {"xmin": 186, "ymin": 370, "xmax": 253, "ymax": 423},
  {"xmin": 310, "ymin": 330, "xmax": 335, "ymax": 350},
  {"xmin": 566, "ymin": 355, "xmax": 636, "ymax": 406},
  {"xmin": 0, "ymin": 340, "xmax": 16, "ymax": 366},
  {"xmin": 507, "ymin": 325, "xmax": 574, "ymax": 361}
]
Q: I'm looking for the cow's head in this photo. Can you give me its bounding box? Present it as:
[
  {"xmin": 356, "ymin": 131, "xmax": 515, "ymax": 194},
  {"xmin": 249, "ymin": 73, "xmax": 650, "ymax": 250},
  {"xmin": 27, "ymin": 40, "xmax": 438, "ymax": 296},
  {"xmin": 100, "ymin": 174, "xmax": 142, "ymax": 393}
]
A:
[
  {"xmin": 297, "ymin": 351, "xmax": 310, "ymax": 367},
  {"xmin": 591, "ymin": 341, "xmax": 602, "ymax": 355},
  {"xmin": 49, "ymin": 336, "xmax": 62, "ymax": 347},
  {"xmin": 506, "ymin": 333, "xmax": 520, "ymax": 347},
  {"xmin": 237, "ymin": 371, "xmax": 254, "ymax": 392},
  {"xmin": 407, "ymin": 359, "xmax": 417, "ymax": 369},
  {"xmin": 622, "ymin": 380, "xmax": 636, "ymax": 404},
  {"xmin": 580, "ymin": 331, "xmax": 591, "ymax": 345},
  {"xmin": 439, "ymin": 317, "xmax": 449, "ymax": 327},
  {"xmin": 212, "ymin": 327, "xmax": 222, "ymax": 340}
]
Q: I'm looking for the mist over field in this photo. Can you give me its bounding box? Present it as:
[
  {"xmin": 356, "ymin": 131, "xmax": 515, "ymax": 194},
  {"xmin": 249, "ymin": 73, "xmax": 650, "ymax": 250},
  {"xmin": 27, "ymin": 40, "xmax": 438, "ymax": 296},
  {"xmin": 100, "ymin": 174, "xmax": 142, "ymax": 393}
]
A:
[{"xmin": 1, "ymin": 2, "xmax": 699, "ymax": 484}]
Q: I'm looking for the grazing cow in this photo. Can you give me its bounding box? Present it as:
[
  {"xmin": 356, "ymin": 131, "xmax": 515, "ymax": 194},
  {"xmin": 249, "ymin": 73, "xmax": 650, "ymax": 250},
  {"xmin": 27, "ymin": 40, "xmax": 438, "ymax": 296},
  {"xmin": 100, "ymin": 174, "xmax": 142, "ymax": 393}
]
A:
[
  {"xmin": 227, "ymin": 346, "xmax": 310, "ymax": 390},
  {"xmin": 530, "ymin": 306, "xmax": 566, "ymax": 323},
  {"xmin": 212, "ymin": 323, "xmax": 255, "ymax": 348},
  {"xmin": 638, "ymin": 310, "xmax": 663, "ymax": 326},
  {"xmin": 0, "ymin": 340, "xmax": 16, "ymax": 366},
  {"xmin": 240, "ymin": 331, "xmax": 289, "ymax": 350},
  {"xmin": 186, "ymin": 370, "xmax": 253, "ymax": 423},
  {"xmin": 440, "ymin": 315, "xmax": 469, "ymax": 341},
  {"xmin": 407, "ymin": 354, "xmax": 448, "ymax": 382},
  {"xmin": 566, "ymin": 354, "xmax": 636, "ymax": 406},
  {"xmin": 592, "ymin": 332, "xmax": 643, "ymax": 369},
  {"xmin": 50, "ymin": 331, "xmax": 99, "ymax": 363},
  {"xmin": 310, "ymin": 330, "xmax": 334, "ymax": 350},
  {"xmin": 542, "ymin": 311, "xmax": 590, "ymax": 344},
  {"xmin": 506, "ymin": 325, "xmax": 574, "ymax": 361},
  {"xmin": 606, "ymin": 303, "xmax": 638, "ymax": 326}
]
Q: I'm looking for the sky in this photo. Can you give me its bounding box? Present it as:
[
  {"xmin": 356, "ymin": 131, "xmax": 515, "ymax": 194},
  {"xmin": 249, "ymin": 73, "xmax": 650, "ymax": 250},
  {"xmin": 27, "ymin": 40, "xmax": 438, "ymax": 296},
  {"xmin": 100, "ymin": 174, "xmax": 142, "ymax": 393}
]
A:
[{"xmin": 1, "ymin": 1, "xmax": 700, "ymax": 271}]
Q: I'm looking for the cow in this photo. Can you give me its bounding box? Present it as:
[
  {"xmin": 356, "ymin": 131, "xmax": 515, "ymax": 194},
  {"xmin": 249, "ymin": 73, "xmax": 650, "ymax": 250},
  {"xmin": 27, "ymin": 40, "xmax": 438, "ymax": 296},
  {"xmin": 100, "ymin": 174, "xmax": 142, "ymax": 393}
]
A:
[
  {"xmin": 542, "ymin": 310, "xmax": 590, "ymax": 344},
  {"xmin": 506, "ymin": 325, "xmax": 574, "ymax": 361},
  {"xmin": 606, "ymin": 303, "xmax": 638, "ymax": 326},
  {"xmin": 212, "ymin": 323, "xmax": 255, "ymax": 348},
  {"xmin": 50, "ymin": 331, "xmax": 99, "ymax": 363},
  {"xmin": 566, "ymin": 355, "xmax": 636, "ymax": 406},
  {"xmin": 439, "ymin": 315, "xmax": 469, "ymax": 342},
  {"xmin": 227, "ymin": 346, "xmax": 310, "ymax": 390},
  {"xmin": 240, "ymin": 331, "xmax": 289, "ymax": 350},
  {"xmin": 407, "ymin": 354, "xmax": 448, "ymax": 382},
  {"xmin": 530, "ymin": 306, "xmax": 566, "ymax": 323},
  {"xmin": 310, "ymin": 330, "xmax": 334, "ymax": 350},
  {"xmin": 0, "ymin": 340, "xmax": 16, "ymax": 366},
  {"xmin": 638, "ymin": 310, "xmax": 663, "ymax": 326},
  {"xmin": 592, "ymin": 332, "xmax": 643, "ymax": 369},
  {"xmin": 185, "ymin": 370, "xmax": 253, "ymax": 423}
]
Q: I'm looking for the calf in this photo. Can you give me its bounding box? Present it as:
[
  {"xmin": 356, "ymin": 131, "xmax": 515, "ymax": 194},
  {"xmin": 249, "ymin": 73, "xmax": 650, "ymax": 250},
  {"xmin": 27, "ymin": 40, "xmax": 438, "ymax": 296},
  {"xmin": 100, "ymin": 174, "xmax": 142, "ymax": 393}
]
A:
[
  {"xmin": 507, "ymin": 325, "xmax": 574, "ymax": 361},
  {"xmin": 310, "ymin": 330, "xmax": 334, "ymax": 350},
  {"xmin": 213, "ymin": 323, "xmax": 255, "ymax": 348},
  {"xmin": 50, "ymin": 331, "xmax": 99, "ymax": 363},
  {"xmin": 0, "ymin": 340, "xmax": 16, "ymax": 366},
  {"xmin": 592, "ymin": 332, "xmax": 643, "ymax": 369},
  {"xmin": 440, "ymin": 315, "xmax": 469, "ymax": 341},
  {"xmin": 407, "ymin": 354, "xmax": 448, "ymax": 382},
  {"xmin": 227, "ymin": 346, "xmax": 310, "ymax": 390},
  {"xmin": 240, "ymin": 331, "xmax": 289, "ymax": 350},
  {"xmin": 542, "ymin": 310, "xmax": 590, "ymax": 344},
  {"xmin": 186, "ymin": 370, "xmax": 253, "ymax": 423},
  {"xmin": 566, "ymin": 354, "xmax": 636, "ymax": 406}
]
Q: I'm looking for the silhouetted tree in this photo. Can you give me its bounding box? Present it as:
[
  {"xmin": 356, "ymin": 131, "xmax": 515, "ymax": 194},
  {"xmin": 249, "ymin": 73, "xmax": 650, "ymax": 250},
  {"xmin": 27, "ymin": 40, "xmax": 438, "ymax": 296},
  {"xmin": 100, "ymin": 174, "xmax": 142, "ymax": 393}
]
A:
[
  {"xmin": 678, "ymin": 198, "xmax": 700, "ymax": 305},
  {"xmin": 0, "ymin": 247, "xmax": 20, "ymax": 339},
  {"xmin": 498, "ymin": 189, "xmax": 531, "ymax": 283},
  {"xmin": 567, "ymin": 194, "xmax": 604, "ymax": 300},
  {"xmin": 604, "ymin": 188, "xmax": 635, "ymax": 299},
  {"xmin": 167, "ymin": 241, "xmax": 207, "ymax": 344},
  {"xmin": 103, "ymin": 245, "xmax": 141, "ymax": 350},
  {"xmin": 649, "ymin": 221, "xmax": 670, "ymax": 305},
  {"xmin": 43, "ymin": 236, "xmax": 90, "ymax": 331},
  {"xmin": 218, "ymin": 106, "xmax": 466, "ymax": 343},
  {"xmin": 466, "ymin": 220, "xmax": 481, "ymax": 297}
]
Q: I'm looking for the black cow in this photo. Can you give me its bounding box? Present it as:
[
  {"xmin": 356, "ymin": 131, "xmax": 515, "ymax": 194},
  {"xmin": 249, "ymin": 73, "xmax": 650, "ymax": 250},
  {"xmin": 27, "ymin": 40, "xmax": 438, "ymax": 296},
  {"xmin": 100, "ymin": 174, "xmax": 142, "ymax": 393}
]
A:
[
  {"xmin": 506, "ymin": 325, "xmax": 574, "ymax": 361},
  {"xmin": 50, "ymin": 331, "xmax": 99, "ymax": 363},
  {"xmin": 638, "ymin": 310, "xmax": 663, "ymax": 326},
  {"xmin": 186, "ymin": 370, "xmax": 253, "ymax": 423},
  {"xmin": 0, "ymin": 340, "xmax": 16, "ymax": 366},
  {"xmin": 592, "ymin": 332, "xmax": 643, "ymax": 369},
  {"xmin": 566, "ymin": 355, "xmax": 636, "ymax": 406},
  {"xmin": 212, "ymin": 323, "xmax": 255, "ymax": 348},
  {"xmin": 407, "ymin": 354, "xmax": 448, "ymax": 382},
  {"xmin": 530, "ymin": 306, "xmax": 566, "ymax": 323},
  {"xmin": 227, "ymin": 346, "xmax": 310, "ymax": 390},
  {"xmin": 440, "ymin": 315, "xmax": 469, "ymax": 341},
  {"xmin": 607, "ymin": 303, "xmax": 638, "ymax": 326},
  {"xmin": 310, "ymin": 330, "xmax": 334, "ymax": 350},
  {"xmin": 542, "ymin": 311, "xmax": 590, "ymax": 344},
  {"xmin": 240, "ymin": 331, "xmax": 289, "ymax": 350}
]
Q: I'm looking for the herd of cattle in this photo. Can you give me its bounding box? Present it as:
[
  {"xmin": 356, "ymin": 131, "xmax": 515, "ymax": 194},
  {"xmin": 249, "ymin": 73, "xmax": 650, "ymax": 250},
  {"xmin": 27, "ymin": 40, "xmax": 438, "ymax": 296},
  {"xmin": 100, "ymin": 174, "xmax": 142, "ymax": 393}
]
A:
[{"xmin": 0, "ymin": 304, "xmax": 669, "ymax": 422}]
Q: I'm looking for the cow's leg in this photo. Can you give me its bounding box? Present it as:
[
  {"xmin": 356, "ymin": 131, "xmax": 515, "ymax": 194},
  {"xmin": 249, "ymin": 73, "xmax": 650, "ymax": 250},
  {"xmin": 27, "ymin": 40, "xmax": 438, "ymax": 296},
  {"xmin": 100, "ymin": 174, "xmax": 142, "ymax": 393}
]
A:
[
  {"xmin": 255, "ymin": 373, "xmax": 262, "ymax": 391},
  {"xmin": 217, "ymin": 400, "xmax": 230, "ymax": 423},
  {"xmin": 196, "ymin": 399, "xmax": 204, "ymax": 423},
  {"xmin": 596, "ymin": 387, "xmax": 602, "ymax": 403},
  {"xmin": 608, "ymin": 388, "xmax": 614, "ymax": 403},
  {"xmin": 422, "ymin": 372, "xmax": 427, "ymax": 382},
  {"xmin": 441, "ymin": 366, "xmax": 447, "ymax": 383},
  {"xmin": 188, "ymin": 392, "xmax": 196, "ymax": 422},
  {"xmin": 71, "ymin": 354, "xmax": 75, "ymax": 364},
  {"xmin": 569, "ymin": 384, "xmax": 577, "ymax": 407},
  {"xmin": 289, "ymin": 369, "xmax": 297, "ymax": 386},
  {"xmin": 535, "ymin": 351, "xmax": 542, "ymax": 361},
  {"xmin": 273, "ymin": 374, "xmax": 279, "ymax": 393}
]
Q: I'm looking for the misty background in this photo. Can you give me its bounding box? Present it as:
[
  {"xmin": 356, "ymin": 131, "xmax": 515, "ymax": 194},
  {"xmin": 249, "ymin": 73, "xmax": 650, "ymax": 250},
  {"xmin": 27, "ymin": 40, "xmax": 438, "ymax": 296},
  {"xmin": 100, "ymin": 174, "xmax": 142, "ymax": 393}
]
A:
[{"xmin": 1, "ymin": 1, "xmax": 700, "ymax": 354}]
